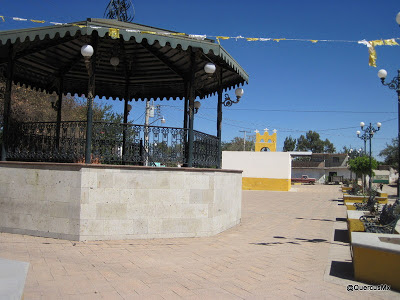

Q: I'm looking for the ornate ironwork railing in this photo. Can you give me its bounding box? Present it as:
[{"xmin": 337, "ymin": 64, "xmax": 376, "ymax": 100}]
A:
[
  {"xmin": 193, "ymin": 130, "xmax": 219, "ymax": 168},
  {"xmin": 6, "ymin": 121, "xmax": 219, "ymax": 168}
]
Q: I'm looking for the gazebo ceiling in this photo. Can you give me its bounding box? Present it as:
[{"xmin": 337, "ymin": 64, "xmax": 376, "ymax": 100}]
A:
[{"xmin": 0, "ymin": 18, "xmax": 249, "ymax": 101}]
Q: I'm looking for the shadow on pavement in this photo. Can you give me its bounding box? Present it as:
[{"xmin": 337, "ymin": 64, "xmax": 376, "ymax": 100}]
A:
[
  {"xmin": 330, "ymin": 199, "xmax": 344, "ymax": 202},
  {"xmin": 251, "ymin": 237, "xmax": 333, "ymax": 247},
  {"xmin": 295, "ymin": 217, "xmax": 335, "ymax": 222},
  {"xmin": 336, "ymin": 217, "xmax": 347, "ymax": 222},
  {"xmin": 329, "ymin": 261, "xmax": 354, "ymax": 280},
  {"xmin": 331, "ymin": 199, "xmax": 344, "ymax": 205},
  {"xmin": 334, "ymin": 229, "xmax": 350, "ymax": 243}
]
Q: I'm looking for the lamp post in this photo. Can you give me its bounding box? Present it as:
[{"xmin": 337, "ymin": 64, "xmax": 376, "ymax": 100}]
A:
[
  {"xmin": 203, "ymin": 62, "xmax": 245, "ymax": 168},
  {"xmin": 375, "ymin": 11, "xmax": 400, "ymax": 196},
  {"xmin": 377, "ymin": 68, "xmax": 400, "ymax": 196},
  {"xmin": 144, "ymin": 103, "xmax": 166, "ymax": 166},
  {"xmin": 357, "ymin": 122, "xmax": 381, "ymax": 190},
  {"xmin": 81, "ymin": 44, "xmax": 95, "ymax": 164}
]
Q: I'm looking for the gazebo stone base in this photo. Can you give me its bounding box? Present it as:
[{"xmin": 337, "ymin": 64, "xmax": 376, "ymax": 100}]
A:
[{"xmin": 0, "ymin": 162, "xmax": 242, "ymax": 241}]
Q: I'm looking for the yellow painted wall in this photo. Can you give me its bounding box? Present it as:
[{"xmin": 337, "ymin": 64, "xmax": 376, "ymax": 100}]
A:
[
  {"xmin": 242, "ymin": 177, "xmax": 291, "ymax": 191},
  {"xmin": 222, "ymin": 151, "xmax": 292, "ymax": 192},
  {"xmin": 353, "ymin": 246, "xmax": 400, "ymax": 291}
]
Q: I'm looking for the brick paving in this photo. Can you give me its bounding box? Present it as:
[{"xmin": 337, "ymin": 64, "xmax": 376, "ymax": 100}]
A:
[{"xmin": 0, "ymin": 184, "xmax": 398, "ymax": 299}]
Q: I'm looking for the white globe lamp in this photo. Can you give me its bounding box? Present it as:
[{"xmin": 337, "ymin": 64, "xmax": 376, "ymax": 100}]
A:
[
  {"xmin": 204, "ymin": 63, "xmax": 216, "ymax": 74},
  {"xmin": 81, "ymin": 45, "xmax": 94, "ymax": 57},
  {"xmin": 377, "ymin": 69, "xmax": 387, "ymax": 79}
]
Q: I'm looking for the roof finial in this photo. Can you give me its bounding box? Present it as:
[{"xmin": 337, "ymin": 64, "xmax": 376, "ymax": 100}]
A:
[{"xmin": 104, "ymin": 0, "xmax": 135, "ymax": 22}]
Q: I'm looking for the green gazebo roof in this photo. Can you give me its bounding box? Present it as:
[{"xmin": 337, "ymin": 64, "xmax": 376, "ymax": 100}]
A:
[{"xmin": 0, "ymin": 18, "xmax": 248, "ymax": 101}]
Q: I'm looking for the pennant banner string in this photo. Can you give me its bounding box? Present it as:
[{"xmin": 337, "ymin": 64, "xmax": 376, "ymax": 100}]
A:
[{"xmin": 1, "ymin": 14, "xmax": 399, "ymax": 67}]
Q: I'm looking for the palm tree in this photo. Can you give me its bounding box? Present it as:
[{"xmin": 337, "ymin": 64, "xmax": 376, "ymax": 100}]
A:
[{"xmin": 104, "ymin": 0, "xmax": 135, "ymax": 22}]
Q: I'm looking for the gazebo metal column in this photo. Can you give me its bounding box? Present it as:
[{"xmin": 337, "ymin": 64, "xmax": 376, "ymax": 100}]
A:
[
  {"xmin": 183, "ymin": 82, "xmax": 189, "ymax": 166},
  {"xmin": 1, "ymin": 46, "xmax": 14, "ymax": 161},
  {"xmin": 217, "ymin": 67, "xmax": 223, "ymax": 169},
  {"xmin": 183, "ymin": 82, "xmax": 189, "ymax": 130},
  {"xmin": 55, "ymin": 78, "xmax": 64, "ymax": 150},
  {"xmin": 187, "ymin": 51, "xmax": 196, "ymax": 167},
  {"xmin": 121, "ymin": 38, "xmax": 130, "ymax": 163},
  {"xmin": 122, "ymin": 90, "xmax": 130, "ymax": 162}
]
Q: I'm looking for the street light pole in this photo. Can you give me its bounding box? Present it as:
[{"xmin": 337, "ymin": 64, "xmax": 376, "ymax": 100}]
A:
[
  {"xmin": 377, "ymin": 69, "xmax": 400, "ymax": 196},
  {"xmin": 376, "ymin": 12, "xmax": 400, "ymax": 196},
  {"xmin": 81, "ymin": 44, "xmax": 95, "ymax": 164},
  {"xmin": 357, "ymin": 122, "xmax": 381, "ymax": 190}
]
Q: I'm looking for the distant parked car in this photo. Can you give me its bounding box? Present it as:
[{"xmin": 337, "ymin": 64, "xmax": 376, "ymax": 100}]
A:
[{"xmin": 291, "ymin": 175, "xmax": 316, "ymax": 185}]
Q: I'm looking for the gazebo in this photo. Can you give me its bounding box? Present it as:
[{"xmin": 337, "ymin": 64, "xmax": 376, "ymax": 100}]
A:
[
  {"xmin": 0, "ymin": 18, "xmax": 248, "ymax": 168},
  {"xmin": 0, "ymin": 18, "xmax": 248, "ymax": 241}
]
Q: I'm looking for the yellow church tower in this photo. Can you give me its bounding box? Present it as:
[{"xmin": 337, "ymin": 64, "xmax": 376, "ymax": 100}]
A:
[{"xmin": 255, "ymin": 128, "xmax": 277, "ymax": 152}]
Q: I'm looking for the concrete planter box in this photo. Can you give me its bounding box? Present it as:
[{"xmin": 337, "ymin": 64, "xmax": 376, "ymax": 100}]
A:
[
  {"xmin": 342, "ymin": 187, "xmax": 352, "ymax": 193},
  {"xmin": 343, "ymin": 194, "xmax": 387, "ymax": 204},
  {"xmin": 0, "ymin": 162, "xmax": 242, "ymax": 241},
  {"xmin": 347, "ymin": 210, "xmax": 368, "ymax": 241},
  {"xmin": 352, "ymin": 232, "xmax": 400, "ymax": 291}
]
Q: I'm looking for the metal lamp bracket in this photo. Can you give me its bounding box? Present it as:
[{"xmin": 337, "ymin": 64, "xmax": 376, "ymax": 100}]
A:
[{"xmin": 223, "ymin": 94, "xmax": 240, "ymax": 107}]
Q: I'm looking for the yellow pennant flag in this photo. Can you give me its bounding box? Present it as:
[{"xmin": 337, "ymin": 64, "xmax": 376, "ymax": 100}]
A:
[
  {"xmin": 384, "ymin": 39, "xmax": 399, "ymax": 46},
  {"xmin": 72, "ymin": 24, "xmax": 86, "ymax": 28},
  {"xmin": 109, "ymin": 28, "xmax": 120, "ymax": 39},
  {"xmin": 273, "ymin": 38, "xmax": 286, "ymax": 42},
  {"xmin": 0, "ymin": 16, "xmax": 4, "ymax": 22},
  {"xmin": 246, "ymin": 38, "xmax": 259, "ymax": 41},
  {"xmin": 310, "ymin": 40, "xmax": 318, "ymax": 43},
  {"xmin": 368, "ymin": 46, "xmax": 377, "ymax": 67},
  {"xmin": 30, "ymin": 19, "xmax": 45, "ymax": 23},
  {"xmin": 370, "ymin": 40, "xmax": 384, "ymax": 47},
  {"xmin": 141, "ymin": 30, "xmax": 157, "ymax": 35},
  {"xmin": 216, "ymin": 36, "xmax": 230, "ymax": 44}
]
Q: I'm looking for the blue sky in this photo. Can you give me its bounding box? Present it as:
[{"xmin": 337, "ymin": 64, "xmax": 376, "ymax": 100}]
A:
[{"xmin": 1, "ymin": 0, "xmax": 399, "ymax": 158}]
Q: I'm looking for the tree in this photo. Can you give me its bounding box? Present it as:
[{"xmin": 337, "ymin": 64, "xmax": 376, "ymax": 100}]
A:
[
  {"xmin": 323, "ymin": 139, "xmax": 336, "ymax": 153},
  {"xmin": 7, "ymin": 85, "xmax": 114, "ymax": 123},
  {"xmin": 295, "ymin": 130, "xmax": 335, "ymax": 153},
  {"xmin": 222, "ymin": 136, "xmax": 255, "ymax": 151},
  {"xmin": 0, "ymin": 84, "xmax": 122, "ymax": 145},
  {"xmin": 283, "ymin": 136, "xmax": 296, "ymax": 152},
  {"xmin": 348, "ymin": 155, "xmax": 378, "ymax": 190},
  {"xmin": 379, "ymin": 138, "xmax": 398, "ymax": 169},
  {"xmin": 341, "ymin": 146, "xmax": 351, "ymax": 154},
  {"xmin": 0, "ymin": 84, "xmax": 117, "ymax": 124}
]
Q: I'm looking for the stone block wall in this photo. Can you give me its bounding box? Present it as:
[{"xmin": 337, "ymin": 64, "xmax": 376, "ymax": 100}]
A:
[
  {"xmin": 0, "ymin": 164, "xmax": 81, "ymax": 240},
  {"xmin": 0, "ymin": 162, "xmax": 242, "ymax": 241}
]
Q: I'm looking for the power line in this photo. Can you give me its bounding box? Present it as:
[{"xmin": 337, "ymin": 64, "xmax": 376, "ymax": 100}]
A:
[
  {"xmin": 223, "ymin": 108, "xmax": 397, "ymax": 114},
  {"xmin": 159, "ymin": 104, "xmax": 396, "ymax": 114},
  {"xmin": 160, "ymin": 105, "xmax": 396, "ymax": 142}
]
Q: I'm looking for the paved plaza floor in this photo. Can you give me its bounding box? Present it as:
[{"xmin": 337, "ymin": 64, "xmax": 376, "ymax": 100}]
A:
[{"xmin": 0, "ymin": 184, "xmax": 398, "ymax": 299}]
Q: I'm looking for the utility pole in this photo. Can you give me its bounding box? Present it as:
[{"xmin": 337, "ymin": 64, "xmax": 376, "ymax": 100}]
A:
[
  {"xmin": 144, "ymin": 100, "xmax": 151, "ymax": 166},
  {"xmin": 239, "ymin": 130, "xmax": 251, "ymax": 151}
]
